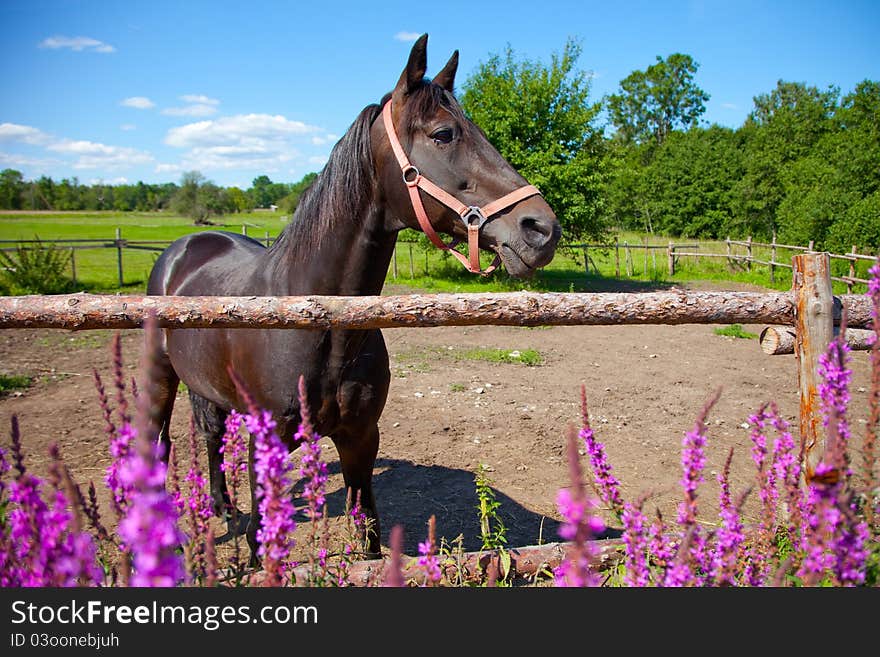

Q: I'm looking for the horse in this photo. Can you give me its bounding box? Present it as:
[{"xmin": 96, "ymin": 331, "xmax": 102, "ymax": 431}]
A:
[{"xmin": 146, "ymin": 34, "xmax": 561, "ymax": 562}]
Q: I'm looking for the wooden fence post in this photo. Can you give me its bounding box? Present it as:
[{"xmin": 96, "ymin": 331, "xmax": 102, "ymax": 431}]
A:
[
  {"xmin": 848, "ymin": 245, "xmax": 856, "ymax": 294},
  {"xmin": 69, "ymin": 248, "xmax": 77, "ymax": 287},
  {"xmin": 624, "ymin": 242, "xmax": 632, "ymax": 276},
  {"xmin": 392, "ymin": 243, "xmax": 398, "ymax": 279},
  {"xmin": 408, "ymin": 243, "xmax": 414, "ymax": 279},
  {"xmin": 726, "ymin": 236, "xmax": 731, "ymax": 271},
  {"xmin": 746, "ymin": 236, "xmax": 753, "ymax": 272},
  {"xmin": 242, "ymin": 225, "xmax": 248, "ymax": 237},
  {"xmin": 115, "ymin": 227, "xmax": 124, "ymax": 288},
  {"xmin": 667, "ymin": 242, "xmax": 675, "ymax": 276},
  {"xmin": 583, "ymin": 246, "xmax": 589, "ymax": 276},
  {"xmin": 770, "ymin": 233, "xmax": 777, "ymax": 284},
  {"xmin": 614, "ymin": 239, "xmax": 620, "ymax": 278},
  {"xmin": 793, "ymin": 252, "xmax": 834, "ymax": 480}
]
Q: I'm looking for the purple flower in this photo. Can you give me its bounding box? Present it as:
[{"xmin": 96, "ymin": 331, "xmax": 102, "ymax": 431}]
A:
[
  {"xmin": 417, "ymin": 540, "xmax": 442, "ymax": 584},
  {"xmin": 3, "ymin": 464, "xmax": 101, "ymax": 587},
  {"xmin": 116, "ymin": 429, "xmax": 186, "ymax": 587},
  {"xmin": 553, "ymin": 428, "xmax": 602, "ymax": 588},
  {"xmin": 105, "ymin": 423, "xmax": 136, "ymax": 515},
  {"xmin": 418, "ymin": 515, "xmax": 442, "ymax": 586},
  {"xmin": 579, "ymin": 387, "xmax": 624, "ymax": 516},
  {"xmin": 710, "ymin": 451, "xmax": 745, "ymax": 586},
  {"xmin": 817, "ymin": 338, "xmax": 852, "ymax": 473},
  {"xmin": 297, "ymin": 422, "xmax": 328, "ymax": 522},
  {"xmin": 250, "ymin": 408, "xmax": 296, "ymax": 585},
  {"xmin": 621, "ymin": 501, "xmax": 650, "ymax": 587}
]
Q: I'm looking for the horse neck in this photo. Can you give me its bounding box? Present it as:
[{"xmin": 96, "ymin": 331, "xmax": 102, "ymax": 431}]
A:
[{"xmin": 265, "ymin": 202, "xmax": 397, "ymax": 296}]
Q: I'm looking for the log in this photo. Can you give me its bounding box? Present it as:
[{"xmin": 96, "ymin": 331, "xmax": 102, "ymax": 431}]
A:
[
  {"xmin": 237, "ymin": 539, "xmax": 625, "ymax": 587},
  {"xmin": 0, "ymin": 291, "xmax": 873, "ymax": 331},
  {"xmin": 760, "ymin": 325, "xmax": 875, "ymax": 355}
]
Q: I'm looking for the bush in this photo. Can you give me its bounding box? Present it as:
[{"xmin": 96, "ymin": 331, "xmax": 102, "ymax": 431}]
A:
[{"xmin": 0, "ymin": 239, "xmax": 74, "ymax": 294}]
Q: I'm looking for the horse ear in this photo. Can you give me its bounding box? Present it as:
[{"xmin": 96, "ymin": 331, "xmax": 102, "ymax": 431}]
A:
[
  {"xmin": 432, "ymin": 50, "xmax": 459, "ymax": 93},
  {"xmin": 393, "ymin": 33, "xmax": 428, "ymax": 104}
]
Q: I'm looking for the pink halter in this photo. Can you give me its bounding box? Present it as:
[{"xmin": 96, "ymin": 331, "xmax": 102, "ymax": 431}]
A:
[{"xmin": 382, "ymin": 100, "xmax": 542, "ymax": 275}]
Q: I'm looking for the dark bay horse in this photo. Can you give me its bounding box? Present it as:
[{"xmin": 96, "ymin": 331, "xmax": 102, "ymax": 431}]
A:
[{"xmin": 147, "ymin": 34, "xmax": 561, "ymax": 560}]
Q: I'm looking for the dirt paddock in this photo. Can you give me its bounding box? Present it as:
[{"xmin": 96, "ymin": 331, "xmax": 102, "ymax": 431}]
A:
[{"xmin": 0, "ymin": 280, "xmax": 873, "ymax": 561}]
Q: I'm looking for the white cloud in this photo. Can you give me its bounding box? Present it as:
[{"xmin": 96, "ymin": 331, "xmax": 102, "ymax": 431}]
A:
[
  {"xmin": 47, "ymin": 139, "xmax": 153, "ymax": 170},
  {"xmin": 180, "ymin": 94, "xmax": 220, "ymax": 106},
  {"xmin": 121, "ymin": 96, "xmax": 155, "ymax": 109},
  {"xmin": 120, "ymin": 124, "xmax": 136, "ymax": 131},
  {"xmin": 161, "ymin": 114, "xmax": 333, "ymax": 177},
  {"xmin": 394, "ymin": 31, "xmax": 422, "ymax": 42},
  {"xmin": 0, "ymin": 151, "xmax": 62, "ymax": 169},
  {"xmin": 165, "ymin": 114, "xmax": 318, "ymax": 149},
  {"xmin": 721, "ymin": 102, "xmax": 738, "ymax": 110},
  {"xmin": 0, "ymin": 123, "xmax": 51, "ymax": 145},
  {"xmin": 308, "ymin": 155, "xmax": 329, "ymax": 167},
  {"xmin": 39, "ymin": 36, "xmax": 115, "ymax": 53},
  {"xmin": 161, "ymin": 104, "xmax": 219, "ymax": 118},
  {"xmin": 155, "ymin": 163, "xmax": 184, "ymax": 174}
]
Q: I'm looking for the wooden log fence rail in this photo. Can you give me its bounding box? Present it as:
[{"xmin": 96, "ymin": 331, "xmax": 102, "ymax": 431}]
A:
[{"xmin": 0, "ymin": 289, "xmax": 872, "ymax": 331}]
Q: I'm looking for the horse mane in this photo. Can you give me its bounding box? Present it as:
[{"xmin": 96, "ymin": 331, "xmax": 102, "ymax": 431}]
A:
[
  {"xmin": 269, "ymin": 102, "xmax": 381, "ymax": 256},
  {"xmin": 269, "ymin": 81, "xmax": 465, "ymax": 257}
]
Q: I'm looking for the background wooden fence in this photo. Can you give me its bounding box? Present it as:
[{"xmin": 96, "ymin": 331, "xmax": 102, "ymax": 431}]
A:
[{"xmin": 671, "ymin": 235, "xmax": 877, "ymax": 292}]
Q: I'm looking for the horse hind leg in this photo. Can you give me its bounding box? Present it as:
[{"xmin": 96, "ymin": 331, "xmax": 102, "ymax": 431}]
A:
[
  {"xmin": 333, "ymin": 423, "xmax": 382, "ymax": 558},
  {"xmin": 188, "ymin": 391, "xmax": 244, "ymax": 535},
  {"xmin": 152, "ymin": 350, "xmax": 179, "ymax": 465}
]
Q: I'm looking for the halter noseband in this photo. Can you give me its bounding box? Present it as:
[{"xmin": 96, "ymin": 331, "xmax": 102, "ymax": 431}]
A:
[{"xmin": 382, "ymin": 100, "xmax": 541, "ymax": 275}]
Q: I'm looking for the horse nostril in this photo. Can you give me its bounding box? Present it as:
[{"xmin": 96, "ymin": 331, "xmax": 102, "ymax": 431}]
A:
[{"xmin": 519, "ymin": 216, "xmax": 557, "ymax": 249}]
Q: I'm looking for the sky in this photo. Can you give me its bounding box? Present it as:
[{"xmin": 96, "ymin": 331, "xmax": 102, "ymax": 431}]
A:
[{"xmin": 1, "ymin": 0, "xmax": 878, "ymax": 189}]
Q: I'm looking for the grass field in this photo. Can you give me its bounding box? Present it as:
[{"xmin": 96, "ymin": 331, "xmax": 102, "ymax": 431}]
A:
[{"xmin": 1, "ymin": 212, "xmax": 873, "ymax": 294}]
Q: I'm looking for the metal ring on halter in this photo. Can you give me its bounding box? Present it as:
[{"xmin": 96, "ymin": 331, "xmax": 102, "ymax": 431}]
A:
[
  {"xmin": 462, "ymin": 206, "xmax": 488, "ymax": 230},
  {"xmin": 402, "ymin": 165, "xmax": 420, "ymax": 187}
]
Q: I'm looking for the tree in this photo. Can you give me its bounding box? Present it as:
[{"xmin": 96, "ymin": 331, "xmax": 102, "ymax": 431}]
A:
[
  {"xmin": 607, "ymin": 53, "xmax": 710, "ymax": 145},
  {"xmin": 225, "ymin": 186, "xmax": 251, "ymax": 213},
  {"xmin": 460, "ymin": 39, "xmax": 609, "ymax": 242},
  {"xmin": 617, "ymin": 126, "xmax": 744, "ymax": 238},
  {"xmin": 171, "ymin": 171, "xmax": 219, "ymax": 224},
  {"xmin": 0, "ymin": 169, "xmax": 24, "ymax": 209},
  {"xmin": 733, "ymin": 81, "xmax": 839, "ymax": 239},
  {"xmin": 279, "ymin": 172, "xmax": 317, "ymax": 215},
  {"xmin": 774, "ymin": 80, "xmax": 879, "ymax": 249}
]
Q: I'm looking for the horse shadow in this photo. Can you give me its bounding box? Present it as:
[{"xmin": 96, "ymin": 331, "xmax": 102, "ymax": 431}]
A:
[{"xmin": 314, "ymin": 458, "xmax": 562, "ymax": 554}]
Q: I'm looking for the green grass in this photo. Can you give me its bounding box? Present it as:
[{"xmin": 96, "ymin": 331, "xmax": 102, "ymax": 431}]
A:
[
  {"xmin": 395, "ymin": 345, "xmax": 544, "ymax": 370},
  {"xmin": 0, "ymin": 210, "xmax": 288, "ymax": 292},
  {"xmin": 3, "ymin": 212, "xmax": 869, "ymax": 296},
  {"xmin": 456, "ymin": 347, "xmax": 543, "ymax": 366},
  {"xmin": 713, "ymin": 324, "xmax": 758, "ymax": 339},
  {"xmin": 0, "ymin": 373, "xmax": 33, "ymax": 394}
]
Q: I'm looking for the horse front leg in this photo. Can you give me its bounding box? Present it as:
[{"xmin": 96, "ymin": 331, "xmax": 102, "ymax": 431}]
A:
[{"xmin": 333, "ymin": 424, "xmax": 382, "ymax": 558}]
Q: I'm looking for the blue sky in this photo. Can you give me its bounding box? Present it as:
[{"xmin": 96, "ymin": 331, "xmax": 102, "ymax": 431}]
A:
[{"xmin": 1, "ymin": 1, "xmax": 878, "ymax": 189}]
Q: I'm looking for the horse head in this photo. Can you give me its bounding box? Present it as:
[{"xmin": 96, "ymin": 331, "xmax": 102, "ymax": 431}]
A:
[{"xmin": 373, "ymin": 34, "xmax": 561, "ymax": 279}]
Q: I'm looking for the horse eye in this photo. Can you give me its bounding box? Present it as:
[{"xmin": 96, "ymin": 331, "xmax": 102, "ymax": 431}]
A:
[{"xmin": 431, "ymin": 128, "xmax": 454, "ymax": 145}]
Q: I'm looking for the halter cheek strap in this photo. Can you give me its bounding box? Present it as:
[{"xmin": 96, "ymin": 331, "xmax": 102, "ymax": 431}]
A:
[{"xmin": 382, "ymin": 100, "xmax": 541, "ymax": 275}]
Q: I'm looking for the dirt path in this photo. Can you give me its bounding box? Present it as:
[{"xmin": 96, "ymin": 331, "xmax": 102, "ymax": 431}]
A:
[{"xmin": 0, "ymin": 280, "xmax": 873, "ymax": 559}]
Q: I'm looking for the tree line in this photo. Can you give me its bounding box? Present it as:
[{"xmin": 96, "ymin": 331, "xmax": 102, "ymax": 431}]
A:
[
  {"xmin": 0, "ymin": 169, "xmax": 316, "ymax": 224},
  {"xmin": 2, "ymin": 39, "xmax": 877, "ymax": 252}
]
